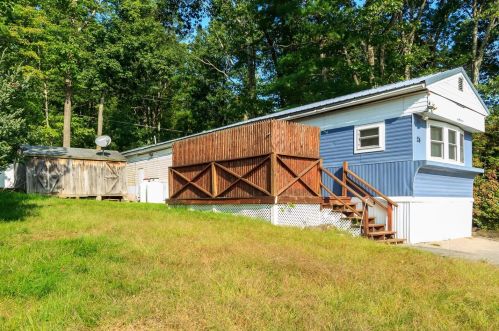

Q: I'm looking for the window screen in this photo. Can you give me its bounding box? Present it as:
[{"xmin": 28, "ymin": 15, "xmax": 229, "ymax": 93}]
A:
[
  {"xmin": 460, "ymin": 133, "xmax": 464, "ymax": 163},
  {"xmin": 430, "ymin": 126, "xmax": 443, "ymax": 158},
  {"xmin": 448, "ymin": 130, "xmax": 457, "ymax": 160},
  {"xmin": 358, "ymin": 127, "xmax": 380, "ymax": 148}
]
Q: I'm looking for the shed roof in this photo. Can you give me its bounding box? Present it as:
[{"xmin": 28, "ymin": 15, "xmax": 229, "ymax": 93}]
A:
[
  {"xmin": 123, "ymin": 67, "xmax": 488, "ymax": 157},
  {"xmin": 20, "ymin": 145, "xmax": 127, "ymax": 162}
]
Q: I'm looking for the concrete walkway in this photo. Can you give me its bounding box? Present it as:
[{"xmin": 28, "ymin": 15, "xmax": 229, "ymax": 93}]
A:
[{"xmin": 411, "ymin": 237, "xmax": 499, "ymax": 266}]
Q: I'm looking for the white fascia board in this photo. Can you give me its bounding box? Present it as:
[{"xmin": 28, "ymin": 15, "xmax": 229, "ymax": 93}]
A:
[
  {"xmin": 426, "ymin": 93, "xmax": 486, "ymax": 132},
  {"xmin": 122, "ymin": 143, "xmax": 173, "ymax": 157},
  {"xmin": 388, "ymin": 196, "xmax": 474, "ymax": 203}
]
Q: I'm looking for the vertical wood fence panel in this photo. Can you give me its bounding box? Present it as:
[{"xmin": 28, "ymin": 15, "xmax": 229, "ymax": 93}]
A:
[{"xmin": 168, "ymin": 120, "xmax": 322, "ymax": 204}]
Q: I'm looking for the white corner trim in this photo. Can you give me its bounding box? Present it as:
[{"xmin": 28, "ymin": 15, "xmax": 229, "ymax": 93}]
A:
[{"xmin": 354, "ymin": 121, "xmax": 385, "ymax": 154}]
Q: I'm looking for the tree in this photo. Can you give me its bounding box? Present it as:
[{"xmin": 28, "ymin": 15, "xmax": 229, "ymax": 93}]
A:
[{"xmin": 0, "ymin": 62, "xmax": 25, "ymax": 170}]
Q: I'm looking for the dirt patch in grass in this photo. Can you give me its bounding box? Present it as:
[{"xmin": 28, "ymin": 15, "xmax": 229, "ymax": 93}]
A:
[{"xmin": 474, "ymin": 229, "xmax": 499, "ymax": 240}]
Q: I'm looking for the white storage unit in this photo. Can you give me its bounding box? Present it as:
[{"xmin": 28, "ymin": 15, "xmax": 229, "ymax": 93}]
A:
[
  {"xmin": 139, "ymin": 180, "xmax": 167, "ymax": 203},
  {"xmin": 123, "ymin": 146, "xmax": 173, "ymax": 202},
  {"xmin": 0, "ymin": 165, "xmax": 15, "ymax": 188}
]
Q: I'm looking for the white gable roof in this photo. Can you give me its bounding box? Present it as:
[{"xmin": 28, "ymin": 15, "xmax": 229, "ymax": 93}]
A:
[{"xmin": 426, "ymin": 68, "xmax": 488, "ymax": 115}]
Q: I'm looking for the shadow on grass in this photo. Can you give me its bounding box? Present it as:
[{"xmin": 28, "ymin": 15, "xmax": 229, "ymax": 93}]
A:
[{"xmin": 0, "ymin": 190, "xmax": 46, "ymax": 222}]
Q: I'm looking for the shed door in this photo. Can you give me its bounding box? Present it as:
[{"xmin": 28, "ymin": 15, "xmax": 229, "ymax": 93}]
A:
[
  {"xmin": 104, "ymin": 162, "xmax": 124, "ymax": 195},
  {"xmin": 33, "ymin": 159, "xmax": 62, "ymax": 194}
]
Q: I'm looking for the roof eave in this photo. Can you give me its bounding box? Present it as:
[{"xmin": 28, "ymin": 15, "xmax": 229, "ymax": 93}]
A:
[{"xmin": 273, "ymin": 83, "xmax": 427, "ymax": 122}]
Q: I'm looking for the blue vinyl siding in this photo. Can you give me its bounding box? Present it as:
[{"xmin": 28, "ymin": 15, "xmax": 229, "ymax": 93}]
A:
[
  {"xmin": 322, "ymin": 161, "xmax": 418, "ymax": 197},
  {"xmin": 414, "ymin": 168, "xmax": 475, "ymax": 197},
  {"xmin": 413, "ymin": 114, "xmax": 426, "ymax": 160},
  {"xmin": 464, "ymin": 132, "xmax": 472, "ymax": 167},
  {"xmin": 318, "ymin": 115, "xmax": 479, "ymax": 198},
  {"xmin": 320, "ymin": 116, "xmax": 413, "ymax": 167}
]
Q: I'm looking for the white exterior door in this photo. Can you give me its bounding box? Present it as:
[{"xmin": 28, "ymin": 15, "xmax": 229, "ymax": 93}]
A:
[{"xmin": 137, "ymin": 168, "xmax": 144, "ymax": 199}]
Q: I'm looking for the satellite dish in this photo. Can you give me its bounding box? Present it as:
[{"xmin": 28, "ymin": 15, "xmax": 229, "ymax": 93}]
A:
[{"xmin": 95, "ymin": 135, "xmax": 112, "ymax": 148}]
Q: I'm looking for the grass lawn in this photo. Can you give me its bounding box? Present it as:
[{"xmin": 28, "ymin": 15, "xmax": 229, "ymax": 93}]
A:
[{"xmin": 0, "ymin": 192, "xmax": 498, "ymax": 330}]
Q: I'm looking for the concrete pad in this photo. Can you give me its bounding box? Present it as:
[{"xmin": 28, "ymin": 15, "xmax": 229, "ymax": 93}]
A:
[{"xmin": 410, "ymin": 237, "xmax": 499, "ymax": 266}]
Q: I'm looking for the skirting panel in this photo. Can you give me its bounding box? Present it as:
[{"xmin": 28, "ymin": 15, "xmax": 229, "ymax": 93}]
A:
[
  {"xmin": 190, "ymin": 204, "xmax": 274, "ymax": 222},
  {"xmin": 185, "ymin": 204, "xmax": 360, "ymax": 235}
]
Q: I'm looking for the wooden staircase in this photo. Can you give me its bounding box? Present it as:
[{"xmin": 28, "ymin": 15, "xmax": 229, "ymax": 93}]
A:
[{"xmin": 320, "ymin": 162, "xmax": 405, "ymax": 244}]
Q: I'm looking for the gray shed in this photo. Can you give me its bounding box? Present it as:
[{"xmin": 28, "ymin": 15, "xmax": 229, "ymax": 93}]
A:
[{"xmin": 15, "ymin": 145, "xmax": 127, "ymax": 199}]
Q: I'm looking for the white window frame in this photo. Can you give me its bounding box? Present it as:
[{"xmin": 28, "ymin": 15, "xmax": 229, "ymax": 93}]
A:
[
  {"xmin": 426, "ymin": 120, "xmax": 465, "ymax": 165},
  {"xmin": 354, "ymin": 122, "xmax": 385, "ymax": 154}
]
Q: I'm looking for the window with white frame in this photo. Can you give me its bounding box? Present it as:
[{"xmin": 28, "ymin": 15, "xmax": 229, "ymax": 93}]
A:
[
  {"xmin": 427, "ymin": 121, "xmax": 465, "ymax": 164},
  {"xmin": 430, "ymin": 126, "xmax": 444, "ymax": 158},
  {"xmin": 354, "ymin": 122, "xmax": 385, "ymax": 153}
]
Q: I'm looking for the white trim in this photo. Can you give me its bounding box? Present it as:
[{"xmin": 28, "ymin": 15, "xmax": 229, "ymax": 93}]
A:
[
  {"xmin": 354, "ymin": 122, "xmax": 385, "ymax": 153},
  {"xmin": 426, "ymin": 120, "xmax": 465, "ymax": 165},
  {"xmin": 388, "ymin": 196, "xmax": 474, "ymax": 203}
]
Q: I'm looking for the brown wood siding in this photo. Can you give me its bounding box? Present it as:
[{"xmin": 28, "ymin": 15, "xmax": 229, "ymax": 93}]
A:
[
  {"xmin": 172, "ymin": 120, "xmax": 319, "ymax": 166},
  {"xmin": 169, "ymin": 120, "xmax": 321, "ymax": 204}
]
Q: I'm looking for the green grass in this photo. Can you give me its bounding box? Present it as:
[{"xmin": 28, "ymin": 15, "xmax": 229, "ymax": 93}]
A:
[{"xmin": 0, "ymin": 192, "xmax": 498, "ymax": 330}]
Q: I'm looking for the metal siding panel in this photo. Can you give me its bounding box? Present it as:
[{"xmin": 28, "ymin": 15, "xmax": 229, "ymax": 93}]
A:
[
  {"xmin": 414, "ymin": 170, "xmax": 474, "ymax": 197},
  {"xmin": 464, "ymin": 131, "xmax": 472, "ymax": 167},
  {"xmin": 393, "ymin": 202, "xmax": 411, "ymax": 243},
  {"xmin": 322, "ymin": 161, "xmax": 416, "ymax": 197},
  {"xmin": 413, "ymin": 114, "xmax": 426, "ymax": 160},
  {"xmin": 321, "ymin": 116, "xmax": 413, "ymax": 168}
]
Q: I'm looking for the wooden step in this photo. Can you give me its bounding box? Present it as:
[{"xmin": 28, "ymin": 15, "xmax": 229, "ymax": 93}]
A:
[
  {"xmin": 379, "ymin": 238, "xmax": 405, "ymax": 245},
  {"xmin": 322, "ymin": 197, "xmax": 351, "ymax": 205},
  {"xmin": 341, "ymin": 215, "xmax": 362, "ymax": 221},
  {"xmin": 368, "ymin": 223, "xmax": 385, "ymax": 230},
  {"xmin": 367, "ymin": 230, "xmax": 396, "ymax": 237},
  {"xmin": 331, "ymin": 203, "xmax": 358, "ymax": 209}
]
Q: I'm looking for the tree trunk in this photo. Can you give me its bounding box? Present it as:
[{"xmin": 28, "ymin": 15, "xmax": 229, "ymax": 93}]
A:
[
  {"xmin": 247, "ymin": 45, "xmax": 257, "ymax": 100},
  {"xmin": 401, "ymin": 0, "xmax": 427, "ymax": 80},
  {"xmin": 367, "ymin": 44, "xmax": 375, "ymax": 84},
  {"xmin": 471, "ymin": 0, "xmax": 480, "ymax": 84},
  {"xmin": 96, "ymin": 94, "xmax": 104, "ymax": 150},
  {"xmin": 63, "ymin": 77, "xmax": 72, "ymax": 147},
  {"xmin": 379, "ymin": 44, "xmax": 386, "ymax": 78},
  {"xmin": 246, "ymin": 44, "xmax": 257, "ymax": 118},
  {"xmin": 43, "ymin": 81, "xmax": 50, "ymax": 128},
  {"xmin": 343, "ymin": 47, "xmax": 360, "ymax": 86},
  {"xmin": 470, "ymin": 0, "xmax": 497, "ymax": 85}
]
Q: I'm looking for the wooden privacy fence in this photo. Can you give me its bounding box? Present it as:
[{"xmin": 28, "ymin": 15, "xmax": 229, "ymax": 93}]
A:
[{"xmin": 168, "ymin": 120, "xmax": 322, "ymax": 204}]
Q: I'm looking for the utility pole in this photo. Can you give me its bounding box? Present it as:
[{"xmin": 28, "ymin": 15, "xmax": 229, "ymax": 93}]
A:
[
  {"xmin": 96, "ymin": 94, "xmax": 104, "ymax": 150},
  {"xmin": 63, "ymin": 77, "xmax": 72, "ymax": 147}
]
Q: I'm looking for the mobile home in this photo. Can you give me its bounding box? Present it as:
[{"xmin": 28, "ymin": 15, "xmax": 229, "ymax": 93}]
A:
[{"xmin": 123, "ymin": 68, "xmax": 488, "ymax": 243}]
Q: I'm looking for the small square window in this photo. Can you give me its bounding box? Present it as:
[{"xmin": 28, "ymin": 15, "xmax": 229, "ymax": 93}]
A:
[{"xmin": 354, "ymin": 122, "xmax": 385, "ymax": 153}]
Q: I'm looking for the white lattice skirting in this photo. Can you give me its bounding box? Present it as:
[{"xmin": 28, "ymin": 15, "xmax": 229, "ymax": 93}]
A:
[{"xmin": 185, "ymin": 204, "xmax": 360, "ymax": 235}]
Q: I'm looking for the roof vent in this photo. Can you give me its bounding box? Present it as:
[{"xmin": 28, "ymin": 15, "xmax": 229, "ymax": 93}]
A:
[{"xmin": 458, "ymin": 77, "xmax": 463, "ymax": 91}]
